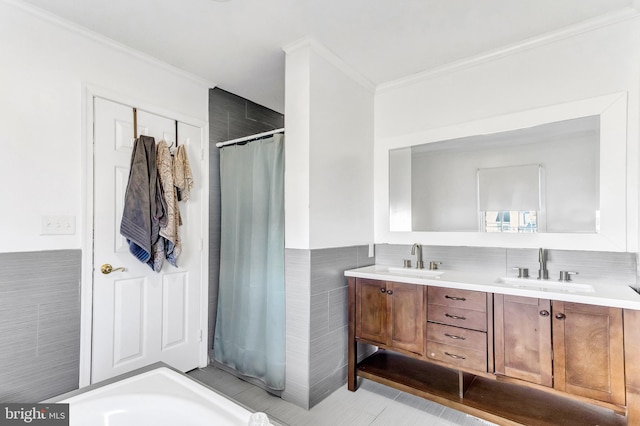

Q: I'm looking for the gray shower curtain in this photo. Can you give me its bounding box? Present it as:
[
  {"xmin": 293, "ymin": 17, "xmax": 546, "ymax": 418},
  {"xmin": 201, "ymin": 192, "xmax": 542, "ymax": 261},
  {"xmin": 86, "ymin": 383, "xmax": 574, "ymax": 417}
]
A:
[{"xmin": 214, "ymin": 134, "xmax": 285, "ymax": 390}]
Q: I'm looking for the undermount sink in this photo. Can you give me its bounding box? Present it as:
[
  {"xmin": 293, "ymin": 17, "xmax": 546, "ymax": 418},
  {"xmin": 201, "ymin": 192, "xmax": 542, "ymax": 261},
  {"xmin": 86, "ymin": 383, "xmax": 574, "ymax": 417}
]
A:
[
  {"xmin": 384, "ymin": 266, "xmax": 444, "ymax": 277},
  {"xmin": 496, "ymin": 277, "xmax": 595, "ymax": 293}
]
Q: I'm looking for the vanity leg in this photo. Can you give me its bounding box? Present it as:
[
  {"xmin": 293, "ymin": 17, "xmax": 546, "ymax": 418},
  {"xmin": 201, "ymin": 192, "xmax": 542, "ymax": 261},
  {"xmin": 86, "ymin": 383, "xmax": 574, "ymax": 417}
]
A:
[
  {"xmin": 348, "ymin": 277, "xmax": 358, "ymax": 391},
  {"xmin": 627, "ymin": 392, "xmax": 640, "ymax": 423},
  {"xmin": 486, "ymin": 293, "xmax": 495, "ymax": 374},
  {"xmin": 459, "ymin": 371, "xmax": 475, "ymax": 398},
  {"xmin": 624, "ymin": 309, "xmax": 640, "ymax": 423}
]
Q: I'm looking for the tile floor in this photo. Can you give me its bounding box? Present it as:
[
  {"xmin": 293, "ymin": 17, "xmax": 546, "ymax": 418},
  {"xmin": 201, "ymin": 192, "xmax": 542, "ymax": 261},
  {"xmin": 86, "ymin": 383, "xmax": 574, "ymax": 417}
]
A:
[{"xmin": 187, "ymin": 366, "xmax": 495, "ymax": 426}]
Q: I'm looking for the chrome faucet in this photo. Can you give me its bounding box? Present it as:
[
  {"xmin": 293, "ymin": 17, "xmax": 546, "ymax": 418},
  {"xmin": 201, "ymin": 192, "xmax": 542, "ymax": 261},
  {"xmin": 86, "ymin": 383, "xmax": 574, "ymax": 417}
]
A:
[
  {"xmin": 411, "ymin": 243, "xmax": 424, "ymax": 269},
  {"xmin": 537, "ymin": 248, "xmax": 549, "ymax": 280}
]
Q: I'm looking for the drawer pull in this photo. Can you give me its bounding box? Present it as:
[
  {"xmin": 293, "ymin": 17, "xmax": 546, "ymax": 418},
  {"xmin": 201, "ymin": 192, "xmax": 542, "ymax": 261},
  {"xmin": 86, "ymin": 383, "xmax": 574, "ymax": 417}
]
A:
[
  {"xmin": 445, "ymin": 313, "xmax": 467, "ymax": 321},
  {"xmin": 444, "ymin": 333, "xmax": 466, "ymax": 340},
  {"xmin": 444, "ymin": 351, "xmax": 466, "ymax": 360},
  {"xmin": 445, "ymin": 295, "xmax": 466, "ymax": 301}
]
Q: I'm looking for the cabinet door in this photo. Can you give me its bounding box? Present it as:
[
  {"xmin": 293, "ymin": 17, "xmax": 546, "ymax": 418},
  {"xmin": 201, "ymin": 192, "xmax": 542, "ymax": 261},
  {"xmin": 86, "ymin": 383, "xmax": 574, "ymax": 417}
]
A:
[
  {"xmin": 552, "ymin": 301, "xmax": 625, "ymax": 405},
  {"xmin": 388, "ymin": 283, "xmax": 425, "ymax": 355},
  {"xmin": 494, "ymin": 294, "xmax": 552, "ymax": 386},
  {"xmin": 355, "ymin": 279, "xmax": 388, "ymax": 345}
]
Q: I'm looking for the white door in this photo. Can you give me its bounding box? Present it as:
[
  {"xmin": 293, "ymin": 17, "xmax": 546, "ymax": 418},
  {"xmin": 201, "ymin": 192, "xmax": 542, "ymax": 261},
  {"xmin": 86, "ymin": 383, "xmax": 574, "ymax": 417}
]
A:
[{"xmin": 91, "ymin": 97, "xmax": 203, "ymax": 383}]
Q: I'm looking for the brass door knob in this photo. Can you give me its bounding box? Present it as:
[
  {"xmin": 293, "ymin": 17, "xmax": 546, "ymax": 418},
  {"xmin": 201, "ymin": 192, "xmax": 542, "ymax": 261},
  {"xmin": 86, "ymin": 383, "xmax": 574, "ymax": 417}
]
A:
[{"xmin": 101, "ymin": 264, "xmax": 126, "ymax": 274}]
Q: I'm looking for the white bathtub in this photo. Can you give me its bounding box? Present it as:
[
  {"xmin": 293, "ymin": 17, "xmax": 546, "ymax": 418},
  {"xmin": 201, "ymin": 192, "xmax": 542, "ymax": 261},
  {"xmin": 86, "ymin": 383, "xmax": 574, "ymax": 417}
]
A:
[{"xmin": 60, "ymin": 367, "xmax": 269, "ymax": 426}]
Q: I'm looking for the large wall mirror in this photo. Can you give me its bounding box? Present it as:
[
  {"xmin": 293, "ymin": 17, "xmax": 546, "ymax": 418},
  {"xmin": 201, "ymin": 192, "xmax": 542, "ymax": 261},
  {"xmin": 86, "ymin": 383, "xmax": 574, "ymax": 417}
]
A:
[
  {"xmin": 390, "ymin": 116, "xmax": 600, "ymax": 233},
  {"xmin": 381, "ymin": 93, "xmax": 628, "ymax": 252}
]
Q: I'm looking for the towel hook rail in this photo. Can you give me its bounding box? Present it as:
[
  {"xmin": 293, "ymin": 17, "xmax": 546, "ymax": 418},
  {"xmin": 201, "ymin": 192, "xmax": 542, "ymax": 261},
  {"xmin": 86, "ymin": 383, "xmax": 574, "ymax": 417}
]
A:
[{"xmin": 133, "ymin": 107, "xmax": 138, "ymax": 139}]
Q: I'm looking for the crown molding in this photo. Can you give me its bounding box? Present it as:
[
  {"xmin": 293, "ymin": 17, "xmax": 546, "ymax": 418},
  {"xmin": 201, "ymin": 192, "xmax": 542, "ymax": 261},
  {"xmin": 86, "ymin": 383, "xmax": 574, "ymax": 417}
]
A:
[
  {"xmin": 378, "ymin": 6, "xmax": 640, "ymax": 93},
  {"xmin": 284, "ymin": 36, "xmax": 375, "ymax": 92},
  {"xmin": 4, "ymin": 0, "xmax": 214, "ymax": 89}
]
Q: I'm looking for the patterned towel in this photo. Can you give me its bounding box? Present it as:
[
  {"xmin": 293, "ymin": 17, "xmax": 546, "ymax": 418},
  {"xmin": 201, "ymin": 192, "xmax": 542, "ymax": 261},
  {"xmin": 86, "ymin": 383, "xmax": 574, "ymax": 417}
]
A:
[
  {"xmin": 157, "ymin": 140, "xmax": 181, "ymax": 267},
  {"xmin": 173, "ymin": 144, "xmax": 193, "ymax": 201}
]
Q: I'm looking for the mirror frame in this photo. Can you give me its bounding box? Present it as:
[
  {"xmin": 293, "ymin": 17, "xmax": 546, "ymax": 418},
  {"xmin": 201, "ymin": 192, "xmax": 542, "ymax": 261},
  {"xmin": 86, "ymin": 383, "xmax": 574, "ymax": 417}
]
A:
[{"xmin": 376, "ymin": 92, "xmax": 629, "ymax": 252}]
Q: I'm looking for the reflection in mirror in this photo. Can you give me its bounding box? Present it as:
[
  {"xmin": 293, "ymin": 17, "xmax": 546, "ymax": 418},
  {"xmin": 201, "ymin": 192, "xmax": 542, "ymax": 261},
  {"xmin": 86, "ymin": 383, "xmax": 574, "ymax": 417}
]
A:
[
  {"xmin": 478, "ymin": 164, "xmax": 541, "ymax": 233},
  {"xmin": 389, "ymin": 116, "xmax": 600, "ymax": 233}
]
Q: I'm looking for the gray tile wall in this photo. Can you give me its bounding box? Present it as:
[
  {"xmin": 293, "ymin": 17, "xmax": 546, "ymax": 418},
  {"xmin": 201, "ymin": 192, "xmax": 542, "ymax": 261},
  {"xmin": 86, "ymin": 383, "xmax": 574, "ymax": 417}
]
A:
[
  {"xmin": 284, "ymin": 245, "xmax": 374, "ymax": 409},
  {"xmin": 506, "ymin": 248, "xmax": 637, "ymax": 285},
  {"xmin": 208, "ymin": 88, "xmax": 284, "ymax": 358},
  {"xmin": 375, "ymin": 244, "xmax": 637, "ymax": 285},
  {"xmin": 0, "ymin": 250, "xmax": 81, "ymax": 402},
  {"xmin": 376, "ymin": 244, "xmax": 507, "ymax": 277},
  {"xmin": 283, "ymin": 249, "xmax": 311, "ymax": 408}
]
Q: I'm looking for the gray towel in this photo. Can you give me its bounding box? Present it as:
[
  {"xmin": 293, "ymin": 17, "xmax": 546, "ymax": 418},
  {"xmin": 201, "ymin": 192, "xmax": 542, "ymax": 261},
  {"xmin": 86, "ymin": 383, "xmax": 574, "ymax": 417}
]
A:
[{"xmin": 120, "ymin": 135, "xmax": 166, "ymax": 267}]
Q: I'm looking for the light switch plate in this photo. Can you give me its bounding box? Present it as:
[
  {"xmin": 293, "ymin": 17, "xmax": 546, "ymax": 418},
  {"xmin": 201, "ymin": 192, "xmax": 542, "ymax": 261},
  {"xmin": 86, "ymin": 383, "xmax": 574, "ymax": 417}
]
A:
[{"xmin": 41, "ymin": 215, "xmax": 76, "ymax": 235}]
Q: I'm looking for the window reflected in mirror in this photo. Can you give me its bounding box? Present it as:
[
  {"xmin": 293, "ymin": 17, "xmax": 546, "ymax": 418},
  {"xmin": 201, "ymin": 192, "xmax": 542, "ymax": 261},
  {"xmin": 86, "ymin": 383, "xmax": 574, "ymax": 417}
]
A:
[{"xmin": 484, "ymin": 210, "xmax": 537, "ymax": 233}]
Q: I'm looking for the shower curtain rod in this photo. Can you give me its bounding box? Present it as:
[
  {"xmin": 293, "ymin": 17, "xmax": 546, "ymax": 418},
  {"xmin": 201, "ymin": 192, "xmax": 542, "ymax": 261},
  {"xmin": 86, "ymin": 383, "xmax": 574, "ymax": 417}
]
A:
[{"xmin": 216, "ymin": 128, "xmax": 285, "ymax": 148}]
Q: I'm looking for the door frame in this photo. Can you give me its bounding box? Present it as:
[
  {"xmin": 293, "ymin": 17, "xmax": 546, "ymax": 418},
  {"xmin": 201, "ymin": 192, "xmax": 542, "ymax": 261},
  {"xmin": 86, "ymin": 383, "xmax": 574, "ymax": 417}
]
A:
[{"xmin": 79, "ymin": 84, "xmax": 210, "ymax": 386}]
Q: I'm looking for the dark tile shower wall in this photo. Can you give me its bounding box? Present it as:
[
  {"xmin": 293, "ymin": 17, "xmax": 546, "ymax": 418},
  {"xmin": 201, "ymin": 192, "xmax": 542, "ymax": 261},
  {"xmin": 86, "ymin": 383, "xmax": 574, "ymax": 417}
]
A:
[
  {"xmin": 0, "ymin": 250, "xmax": 81, "ymax": 402},
  {"xmin": 208, "ymin": 88, "xmax": 284, "ymax": 358}
]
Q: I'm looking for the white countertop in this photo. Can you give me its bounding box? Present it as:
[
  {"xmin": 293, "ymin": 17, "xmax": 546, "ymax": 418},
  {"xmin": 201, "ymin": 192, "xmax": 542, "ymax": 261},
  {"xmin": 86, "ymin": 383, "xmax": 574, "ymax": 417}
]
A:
[{"xmin": 345, "ymin": 264, "xmax": 640, "ymax": 310}]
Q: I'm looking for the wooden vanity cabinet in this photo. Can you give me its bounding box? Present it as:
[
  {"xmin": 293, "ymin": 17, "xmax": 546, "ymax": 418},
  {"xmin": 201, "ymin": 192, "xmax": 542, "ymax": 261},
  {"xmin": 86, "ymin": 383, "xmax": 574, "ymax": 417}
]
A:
[
  {"xmin": 355, "ymin": 278, "xmax": 425, "ymax": 355},
  {"xmin": 426, "ymin": 287, "xmax": 489, "ymax": 372},
  {"xmin": 552, "ymin": 301, "xmax": 625, "ymax": 406},
  {"xmin": 348, "ymin": 276, "xmax": 630, "ymax": 425},
  {"xmin": 494, "ymin": 296, "xmax": 625, "ymax": 406},
  {"xmin": 494, "ymin": 294, "xmax": 553, "ymax": 387},
  {"xmin": 355, "ymin": 278, "xmax": 387, "ymax": 345}
]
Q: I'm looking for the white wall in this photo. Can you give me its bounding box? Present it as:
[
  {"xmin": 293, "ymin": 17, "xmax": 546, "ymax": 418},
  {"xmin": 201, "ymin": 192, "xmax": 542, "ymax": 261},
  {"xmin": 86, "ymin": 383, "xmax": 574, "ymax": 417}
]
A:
[
  {"xmin": 283, "ymin": 46, "xmax": 311, "ymax": 249},
  {"xmin": 0, "ymin": 0, "xmax": 209, "ymax": 253},
  {"xmin": 375, "ymin": 13, "xmax": 640, "ymax": 252},
  {"xmin": 284, "ymin": 40, "xmax": 375, "ymax": 250}
]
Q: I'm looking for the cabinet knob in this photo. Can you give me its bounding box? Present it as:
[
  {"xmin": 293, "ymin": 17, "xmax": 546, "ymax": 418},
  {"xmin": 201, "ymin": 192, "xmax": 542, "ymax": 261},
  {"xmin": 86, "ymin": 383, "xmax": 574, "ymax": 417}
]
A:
[
  {"xmin": 555, "ymin": 313, "xmax": 566, "ymax": 320},
  {"xmin": 380, "ymin": 288, "xmax": 386, "ymax": 293},
  {"xmin": 386, "ymin": 290, "xmax": 393, "ymax": 295},
  {"xmin": 539, "ymin": 310, "xmax": 550, "ymax": 317}
]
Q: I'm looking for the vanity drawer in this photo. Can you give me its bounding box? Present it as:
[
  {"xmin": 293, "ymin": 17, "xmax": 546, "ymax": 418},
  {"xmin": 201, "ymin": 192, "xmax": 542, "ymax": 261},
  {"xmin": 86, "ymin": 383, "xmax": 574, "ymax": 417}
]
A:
[
  {"xmin": 428, "ymin": 287, "xmax": 487, "ymax": 312},
  {"xmin": 426, "ymin": 322, "xmax": 486, "ymax": 351},
  {"xmin": 426, "ymin": 340, "xmax": 487, "ymax": 372},
  {"xmin": 428, "ymin": 304, "xmax": 487, "ymax": 332}
]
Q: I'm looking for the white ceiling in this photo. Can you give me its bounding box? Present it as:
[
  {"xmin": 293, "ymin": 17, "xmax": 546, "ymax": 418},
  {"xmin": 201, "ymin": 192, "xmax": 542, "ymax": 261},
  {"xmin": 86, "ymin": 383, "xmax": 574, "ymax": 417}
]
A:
[{"xmin": 19, "ymin": 0, "xmax": 637, "ymax": 113}]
